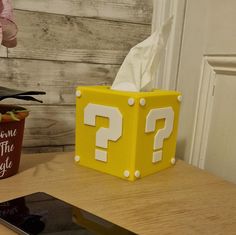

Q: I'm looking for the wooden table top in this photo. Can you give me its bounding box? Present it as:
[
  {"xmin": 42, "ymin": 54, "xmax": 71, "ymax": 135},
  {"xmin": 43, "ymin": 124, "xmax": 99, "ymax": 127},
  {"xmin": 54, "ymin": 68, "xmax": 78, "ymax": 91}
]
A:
[{"xmin": 0, "ymin": 152, "xmax": 236, "ymax": 234}]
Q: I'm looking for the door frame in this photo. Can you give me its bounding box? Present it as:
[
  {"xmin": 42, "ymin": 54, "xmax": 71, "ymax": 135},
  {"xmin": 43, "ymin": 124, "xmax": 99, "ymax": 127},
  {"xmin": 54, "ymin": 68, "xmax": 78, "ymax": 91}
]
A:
[
  {"xmin": 189, "ymin": 56, "xmax": 236, "ymax": 168},
  {"xmin": 151, "ymin": 0, "xmax": 186, "ymax": 90}
]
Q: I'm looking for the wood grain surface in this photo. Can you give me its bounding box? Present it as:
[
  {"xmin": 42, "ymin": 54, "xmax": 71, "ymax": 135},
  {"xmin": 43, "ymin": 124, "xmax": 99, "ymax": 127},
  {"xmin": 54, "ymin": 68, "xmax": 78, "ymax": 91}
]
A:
[
  {"xmin": 0, "ymin": 152, "xmax": 235, "ymax": 235},
  {"xmin": 0, "ymin": 47, "xmax": 7, "ymax": 57},
  {"xmin": 0, "ymin": 1, "xmax": 152, "ymax": 153},
  {"xmin": 0, "ymin": 58, "xmax": 119, "ymax": 105},
  {"xmin": 8, "ymin": 10, "xmax": 151, "ymax": 64},
  {"xmin": 22, "ymin": 105, "xmax": 75, "ymax": 147},
  {"xmin": 13, "ymin": 0, "xmax": 153, "ymax": 24}
]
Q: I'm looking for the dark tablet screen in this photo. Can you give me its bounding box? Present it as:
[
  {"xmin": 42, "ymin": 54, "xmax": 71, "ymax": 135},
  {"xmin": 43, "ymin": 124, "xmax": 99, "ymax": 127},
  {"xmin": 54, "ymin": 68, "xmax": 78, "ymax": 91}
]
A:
[{"xmin": 0, "ymin": 192, "xmax": 136, "ymax": 235}]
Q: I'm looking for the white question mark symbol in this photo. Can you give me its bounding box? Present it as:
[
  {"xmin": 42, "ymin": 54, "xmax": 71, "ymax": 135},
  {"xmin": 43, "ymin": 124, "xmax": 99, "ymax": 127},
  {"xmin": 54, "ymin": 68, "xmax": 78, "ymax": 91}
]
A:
[
  {"xmin": 145, "ymin": 107, "xmax": 174, "ymax": 163},
  {"xmin": 84, "ymin": 103, "xmax": 122, "ymax": 162}
]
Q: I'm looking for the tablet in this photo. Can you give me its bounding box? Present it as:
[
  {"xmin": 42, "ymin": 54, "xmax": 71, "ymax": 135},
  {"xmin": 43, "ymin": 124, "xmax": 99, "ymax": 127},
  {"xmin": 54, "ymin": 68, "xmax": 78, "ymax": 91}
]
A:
[{"xmin": 0, "ymin": 192, "xmax": 136, "ymax": 235}]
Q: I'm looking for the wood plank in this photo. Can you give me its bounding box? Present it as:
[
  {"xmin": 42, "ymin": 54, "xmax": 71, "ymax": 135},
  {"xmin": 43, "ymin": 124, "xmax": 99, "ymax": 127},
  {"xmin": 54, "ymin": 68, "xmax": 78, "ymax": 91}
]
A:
[
  {"xmin": 22, "ymin": 146, "xmax": 64, "ymax": 154},
  {"xmin": 0, "ymin": 58, "xmax": 119, "ymax": 105},
  {"xmin": 22, "ymin": 145, "xmax": 74, "ymax": 154},
  {"xmin": 13, "ymin": 0, "xmax": 153, "ymax": 24},
  {"xmin": 63, "ymin": 145, "xmax": 75, "ymax": 152},
  {"xmin": 0, "ymin": 47, "xmax": 7, "ymax": 57},
  {"xmin": 8, "ymin": 10, "xmax": 151, "ymax": 64},
  {"xmin": 22, "ymin": 105, "xmax": 75, "ymax": 147}
]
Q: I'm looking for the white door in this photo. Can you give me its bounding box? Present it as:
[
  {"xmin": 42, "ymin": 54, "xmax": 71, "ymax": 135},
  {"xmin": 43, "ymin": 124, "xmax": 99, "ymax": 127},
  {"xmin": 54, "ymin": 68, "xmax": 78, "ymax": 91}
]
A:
[{"xmin": 176, "ymin": 0, "xmax": 236, "ymax": 183}]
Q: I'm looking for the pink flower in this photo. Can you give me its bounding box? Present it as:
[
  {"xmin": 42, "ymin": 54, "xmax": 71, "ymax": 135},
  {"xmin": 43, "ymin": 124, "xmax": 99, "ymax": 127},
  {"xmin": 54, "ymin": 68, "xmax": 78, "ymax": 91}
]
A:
[{"xmin": 0, "ymin": 0, "xmax": 17, "ymax": 48}]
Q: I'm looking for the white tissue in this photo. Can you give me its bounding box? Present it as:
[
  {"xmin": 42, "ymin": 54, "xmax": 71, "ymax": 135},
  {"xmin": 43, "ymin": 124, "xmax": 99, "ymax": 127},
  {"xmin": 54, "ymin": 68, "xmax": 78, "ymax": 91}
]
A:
[{"xmin": 111, "ymin": 17, "xmax": 173, "ymax": 92}]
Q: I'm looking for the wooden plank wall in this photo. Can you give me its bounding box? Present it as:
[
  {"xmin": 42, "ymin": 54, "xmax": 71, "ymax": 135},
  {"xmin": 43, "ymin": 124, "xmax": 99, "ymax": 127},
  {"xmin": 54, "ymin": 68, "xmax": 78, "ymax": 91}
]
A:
[{"xmin": 0, "ymin": 0, "xmax": 153, "ymax": 153}]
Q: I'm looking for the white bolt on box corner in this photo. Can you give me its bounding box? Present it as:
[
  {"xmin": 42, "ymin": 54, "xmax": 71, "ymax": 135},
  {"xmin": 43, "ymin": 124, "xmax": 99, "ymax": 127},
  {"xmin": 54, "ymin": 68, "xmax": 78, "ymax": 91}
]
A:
[
  {"xmin": 139, "ymin": 98, "xmax": 146, "ymax": 106},
  {"xmin": 171, "ymin": 158, "xmax": 176, "ymax": 165},
  {"xmin": 177, "ymin": 95, "xmax": 182, "ymax": 102},
  {"xmin": 128, "ymin": 98, "xmax": 135, "ymax": 106},
  {"xmin": 123, "ymin": 170, "xmax": 130, "ymax": 178},
  {"xmin": 76, "ymin": 90, "xmax": 82, "ymax": 97},
  {"xmin": 74, "ymin": 155, "xmax": 80, "ymax": 162},
  {"xmin": 134, "ymin": 170, "xmax": 141, "ymax": 178}
]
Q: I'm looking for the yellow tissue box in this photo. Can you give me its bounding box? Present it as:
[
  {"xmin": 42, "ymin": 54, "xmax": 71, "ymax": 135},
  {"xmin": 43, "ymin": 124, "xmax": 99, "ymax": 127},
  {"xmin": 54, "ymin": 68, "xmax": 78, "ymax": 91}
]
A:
[{"xmin": 75, "ymin": 86, "xmax": 181, "ymax": 181}]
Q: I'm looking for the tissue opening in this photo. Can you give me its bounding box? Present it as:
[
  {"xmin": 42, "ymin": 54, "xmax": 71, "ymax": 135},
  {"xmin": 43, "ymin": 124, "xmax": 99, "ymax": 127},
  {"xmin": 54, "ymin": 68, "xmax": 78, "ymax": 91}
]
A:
[{"xmin": 111, "ymin": 16, "xmax": 173, "ymax": 92}]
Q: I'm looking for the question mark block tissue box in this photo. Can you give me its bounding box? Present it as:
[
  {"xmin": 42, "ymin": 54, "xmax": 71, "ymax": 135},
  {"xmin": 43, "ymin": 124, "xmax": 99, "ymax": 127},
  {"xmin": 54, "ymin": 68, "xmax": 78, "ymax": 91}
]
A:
[{"xmin": 75, "ymin": 86, "xmax": 181, "ymax": 181}]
